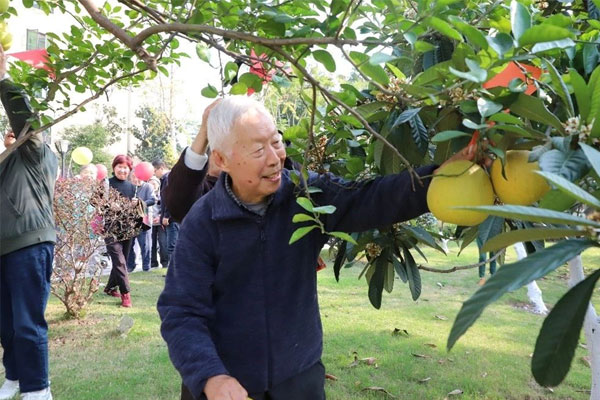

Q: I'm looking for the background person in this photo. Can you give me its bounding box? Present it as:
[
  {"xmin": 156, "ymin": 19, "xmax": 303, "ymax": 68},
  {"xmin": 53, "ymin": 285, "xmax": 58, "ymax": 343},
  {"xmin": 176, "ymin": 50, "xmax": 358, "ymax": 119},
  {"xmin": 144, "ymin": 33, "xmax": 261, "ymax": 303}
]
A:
[
  {"xmin": 0, "ymin": 46, "xmax": 56, "ymax": 400},
  {"xmin": 127, "ymin": 172, "xmax": 156, "ymax": 272},
  {"xmin": 102, "ymin": 155, "xmax": 137, "ymax": 307}
]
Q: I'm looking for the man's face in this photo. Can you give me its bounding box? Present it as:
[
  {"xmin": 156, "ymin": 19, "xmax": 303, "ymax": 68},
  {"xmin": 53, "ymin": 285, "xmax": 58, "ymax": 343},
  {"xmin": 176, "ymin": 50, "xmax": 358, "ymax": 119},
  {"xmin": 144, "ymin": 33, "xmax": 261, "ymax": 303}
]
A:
[
  {"xmin": 154, "ymin": 167, "xmax": 165, "ymax": 178},
  {"xmin": 113, "ymin": 163, "xmax": 131, "ymax": 181},
  {"xmin": 218, "ymin": 108, "xmax": 286, "ymax": 204},
  {"xmin": 3, "ymin": 131, "xmax": 15, "ymax": 148}
]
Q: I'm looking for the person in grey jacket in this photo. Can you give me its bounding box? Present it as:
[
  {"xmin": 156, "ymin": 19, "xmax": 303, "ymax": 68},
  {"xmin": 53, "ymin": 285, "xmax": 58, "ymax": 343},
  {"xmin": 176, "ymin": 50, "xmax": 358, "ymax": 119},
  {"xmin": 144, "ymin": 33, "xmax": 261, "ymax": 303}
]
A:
[
  {"xmin": 127, "ymin": 172, "xmax": 157, "ymax": 272},
  {"xmin": 0, "ymin": 47, "xmax": 56, "ymax": 400}
]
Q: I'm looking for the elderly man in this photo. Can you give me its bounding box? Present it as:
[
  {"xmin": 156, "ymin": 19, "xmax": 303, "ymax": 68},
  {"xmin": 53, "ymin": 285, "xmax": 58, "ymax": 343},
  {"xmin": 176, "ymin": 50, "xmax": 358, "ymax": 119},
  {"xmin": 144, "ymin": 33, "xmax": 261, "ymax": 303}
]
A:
[
  {"xmin": 0, "ymin": 47, "xmax": 56, "ymax": 400},
  {"xmin": 158, "ymin": 96, "xmax": 476, "ymax": 400}
]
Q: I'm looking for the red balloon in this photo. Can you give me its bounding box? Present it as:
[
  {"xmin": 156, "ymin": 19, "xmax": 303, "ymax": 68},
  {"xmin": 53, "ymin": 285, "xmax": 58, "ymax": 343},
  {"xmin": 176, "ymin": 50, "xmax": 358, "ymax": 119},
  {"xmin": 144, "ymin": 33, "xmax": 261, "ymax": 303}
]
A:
[
  {"xmin": 96, "ymin": 164, "xmax": 108, "ymax": 181},
  {"xmin": 134, "ymin": 161, "xmax": 155, "ymax": 181}
]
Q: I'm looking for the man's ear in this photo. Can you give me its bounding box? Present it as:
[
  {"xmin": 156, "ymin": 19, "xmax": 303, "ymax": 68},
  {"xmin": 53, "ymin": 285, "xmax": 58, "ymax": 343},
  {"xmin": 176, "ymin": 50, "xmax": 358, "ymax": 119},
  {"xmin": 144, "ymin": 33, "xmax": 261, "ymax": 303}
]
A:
[{"xmin": 211, "ymin": 149, "xmax": 229, "ymax": 173}]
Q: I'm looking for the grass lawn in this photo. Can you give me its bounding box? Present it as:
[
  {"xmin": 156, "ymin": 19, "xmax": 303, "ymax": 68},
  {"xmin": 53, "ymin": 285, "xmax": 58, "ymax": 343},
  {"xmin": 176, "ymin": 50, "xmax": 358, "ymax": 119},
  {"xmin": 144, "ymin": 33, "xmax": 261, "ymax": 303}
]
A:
[{"xmin": 8, "ymin": 242, "xmax": 598, "ymax": 399}]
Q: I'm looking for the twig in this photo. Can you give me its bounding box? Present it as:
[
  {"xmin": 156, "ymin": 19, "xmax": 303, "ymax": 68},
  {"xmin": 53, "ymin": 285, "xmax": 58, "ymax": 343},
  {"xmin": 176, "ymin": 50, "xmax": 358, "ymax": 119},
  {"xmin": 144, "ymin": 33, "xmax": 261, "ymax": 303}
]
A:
[{"xmin": 418, "ymin": 249, "xmax": 505, "ymax": 273}]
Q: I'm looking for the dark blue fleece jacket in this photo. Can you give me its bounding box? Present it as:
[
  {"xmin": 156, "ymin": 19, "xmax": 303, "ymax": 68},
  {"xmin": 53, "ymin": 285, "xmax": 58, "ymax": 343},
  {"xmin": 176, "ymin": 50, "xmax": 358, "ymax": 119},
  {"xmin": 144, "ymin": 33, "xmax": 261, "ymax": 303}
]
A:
[{"xmin": 157, "ymin": 165, "xmax": 436, "ymax": 398}]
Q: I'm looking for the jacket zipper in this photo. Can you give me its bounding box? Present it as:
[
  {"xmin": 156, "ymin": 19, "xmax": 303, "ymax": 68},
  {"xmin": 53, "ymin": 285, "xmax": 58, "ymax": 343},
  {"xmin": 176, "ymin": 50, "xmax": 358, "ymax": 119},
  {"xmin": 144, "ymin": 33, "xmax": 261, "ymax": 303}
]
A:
[{"xmin": 257, "ymin": 217, "xmax": 272, "ymax": 389}]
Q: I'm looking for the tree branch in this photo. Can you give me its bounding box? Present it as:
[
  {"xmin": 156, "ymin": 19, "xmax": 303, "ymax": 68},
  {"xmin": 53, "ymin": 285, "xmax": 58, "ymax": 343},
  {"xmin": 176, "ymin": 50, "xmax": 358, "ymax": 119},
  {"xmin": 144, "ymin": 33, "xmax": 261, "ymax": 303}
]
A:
[
  {"xmin": 418, "ymin": 250, "xmax": 505, "ymax": 273},
  {"xmin": 76, "ymin": 0, "xmax": 157, "ymax": 71}
]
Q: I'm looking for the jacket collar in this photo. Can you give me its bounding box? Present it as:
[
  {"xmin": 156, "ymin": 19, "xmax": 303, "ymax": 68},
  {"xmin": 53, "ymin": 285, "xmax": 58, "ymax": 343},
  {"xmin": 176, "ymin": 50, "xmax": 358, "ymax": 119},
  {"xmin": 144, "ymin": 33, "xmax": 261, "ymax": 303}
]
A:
[{"xmin": 211, "ymin": 170, "xmax": 295, "ymax": 221}]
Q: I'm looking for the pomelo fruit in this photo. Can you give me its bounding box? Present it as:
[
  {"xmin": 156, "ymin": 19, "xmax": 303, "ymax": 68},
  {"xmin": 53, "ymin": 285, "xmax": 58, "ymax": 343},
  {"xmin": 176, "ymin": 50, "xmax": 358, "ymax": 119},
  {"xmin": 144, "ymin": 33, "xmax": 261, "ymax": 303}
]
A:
[
  {"xmin": 490, "ymin": 150, "xmax": 550, "ymax": 205},
  {"xmin": 427, "ymin": 160, "xmax": 494, "ymax": 226}
]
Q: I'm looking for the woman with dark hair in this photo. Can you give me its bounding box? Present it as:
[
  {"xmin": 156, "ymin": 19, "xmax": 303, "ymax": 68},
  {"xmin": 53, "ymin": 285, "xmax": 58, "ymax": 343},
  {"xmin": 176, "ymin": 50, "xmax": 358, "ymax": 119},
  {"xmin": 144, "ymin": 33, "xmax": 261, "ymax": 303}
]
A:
[{"xmin": 103, "ymin": 154, "xmax": 137, "ymax": 307}]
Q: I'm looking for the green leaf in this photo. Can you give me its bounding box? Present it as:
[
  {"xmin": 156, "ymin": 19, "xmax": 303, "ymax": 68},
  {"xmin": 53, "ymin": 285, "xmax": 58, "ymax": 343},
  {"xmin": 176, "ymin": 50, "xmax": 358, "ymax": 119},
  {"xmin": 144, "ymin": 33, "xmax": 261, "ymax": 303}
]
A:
[
  {"xmin": 415, "ymin": 41, "xmax": 436, "ymax": 53},
  {"xmin": 427, "ymin": 16, "xmax": 463, "ymax": 41},
  {"xmin": 481, "ymin": 228, "xmax": 585, "ymax": 253},
  {"xmin": 229, "ymin": 82, "xmax": 248, "ymax": 95},
  {"xmin": 401, "ymin": 225, "xmax": 445, "ymax": 253},
  {"xmin": 457, "ymin": 205, "xmax": 600, "ymax": 228},
  {"xmin": 431, "ymin": 130, "xmax": 471, "ymax": 143},
  {"xmin": 487, "ymin": 33, "xmax": 514, "ymax": 57},
  {"xmin": 509, "ymin": 93, "xmax": 564, "ymax": 132},
  {"xmin": 477, "ymin": 98, "xmax": 503, "ymax": 118},
  {"xmin": 510, "ymin": 0, "xmax": 531, "ymax": 42},
  {"xmin": 569, "ymin": 69, "xmax": 591, "ymax": 122},
  {"xmin": 393, "ymin": 257, "xmax": 408, "ymax": 283},
  {"xmin": 386, "ymin": 63, "xmax": 406, "ymax": 80},
  {"xmin": 195, "ymin": 43, "xmax": 210, "ymax": 63},
  {"xmin": 531, "ymin": 38, "xmax": 575, "ymax": 54},
  {"xmin": 349, "ymin": 51, "xmax": 389, "ymax": 86},
  {"xmin": 239, "ymin": 73, "xmax": 263, "ymax": 92},
  {"xmin": 403, "ymin": 247, "xmax": 421, "ymax": 301},
  {"xmin": 539, "ymin": 189, "xmax": 577, "ymax": 211},
  {"xmin": 224, "ymin": 61, "xmax": 239, "ymax": 82},
  {"xmin": 329, "ymin": 231, "xmax": 358, "ymax": 244},
  {"xmin": 313, "ymin": 205, "xmax": 337, "ymax": 214},
  {"xmin": 292, "ymin": 213, "xmax": 316, "ymax": 223},
  {"xmin": 580, "ymin": 143, "xmax": 600, "ymax": 178},
  {"xmin": 289, "ymin": 225, "xmax": 319, "ymax": 244},
  {"xmin": 544, "ymin": 60, "xmax": 574, "ymax": 117},
  {"xmin": 296, "ymin": 197, "xmax": 314, "ymax": 212},
  {"xmin": 589, "ymin": 65, "xmax": 600, "ymax": 137},
  {"xmin": 369, "ymin": 52, "xmax": 396, "ymax": 65},
  {"xmin": 312, "ymin": 50, "xmax": 336, "ymax": 73},
  {"xmin": 518, "ymin": 25, "xmax": 574, "ymax": 47},
  {"xmin": 449, "ymin": 59, "xmax": 487, "ymax": 83},
  {"xmin": 200, "ymin": 84, "xmax": 218, "ymax": 98},
  {"xmin": 448, "ymin": 16, "xmax": 488, "ymax": 49},
  {"xmin": 368, "ymin": 256, "xmax": 387, "ymax": 309},
  {"xmin": 539, "ymin": 149, "xmax": 589, "ymax": 182},
  {"xmin": 536, "ymin": 171, "xmax": 600, "ymax": 209},
  {"xmin": 477, "ymin": 216, "xmax": 504, "ymax": 245},
  {"xmin": 333, "ymin": 240, "xmax": 348, "ymax": 282},
  {"xmin": 384, "ymin": 263, "xmax": 395, "ymax": 293},
  {"xmin": 532, "ymin": 269, "xmax": 600, "ymax": 386},
  {"xmin": 393, "ymin": 108, "xmax": 422, "ymax": 127},
  {"xmin": 448, "ymin": 239, "xmax": 598, "ymax": 350},
  {"xmin": 488, "ymin": 112, "xmax": 523, "ymax": 125}
]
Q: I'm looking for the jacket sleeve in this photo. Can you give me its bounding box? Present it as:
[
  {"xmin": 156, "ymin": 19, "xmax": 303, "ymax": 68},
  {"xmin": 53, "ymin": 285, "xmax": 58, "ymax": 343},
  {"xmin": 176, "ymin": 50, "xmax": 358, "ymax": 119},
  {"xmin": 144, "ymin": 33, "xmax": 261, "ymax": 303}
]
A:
[
  {"xmin": 309, "ymin": 165, "xmax": 437, "ymax": 233},
  {"xmin": 157, "ymin": 206, "xmax": 229, "ymax": 398},
  {"xmin": 0, "ymin": 79, "xmax": 43, "ymax": 158},
  {"xmin": 140, "ymin": 183, "xmax": 156, "ymax": 207},
  {"xmin": 163, "ymin": 148, "xmax": 209, "ymax": 223}
]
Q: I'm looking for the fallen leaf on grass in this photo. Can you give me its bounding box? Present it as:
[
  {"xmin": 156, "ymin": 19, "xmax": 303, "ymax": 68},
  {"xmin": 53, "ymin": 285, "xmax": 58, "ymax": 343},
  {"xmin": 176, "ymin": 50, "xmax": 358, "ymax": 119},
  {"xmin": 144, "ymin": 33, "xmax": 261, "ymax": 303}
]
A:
[
  {"xmin": 392, "ymin": 328, "xmax": 409, "ymax": 337},
  {"xmin": 436, "ymin": 282, "xmax": 444, "ymax": 288},
  {"xmin": 349, "ymin": 353, "xmax": 378, "ymax": 368},
  {"xmin": 411, "ymin": 353, "xmax": 431, "ymax": 359},
  {"xmin": 579, "ymin": 343, "xmax": 588, "ymax": 350},
  {"xmin": 481, "ymin": 372, "xmax": 488, "ymax": 378},
  {"xmin": 545, "ymin": 387, "xmax": 554, "ymax": 393},
  {"xmin": 361, "ymin": 387, "xmax": 396, "ymax": 398},
  {"xmin": 424, "ymin": 343, "xmax": 437, "ymax": 348},
  {"xmin": 447, "ymin": 389, "xmax": 463, "ymax": 396},
  {"xmin": 581, "ymin": 356, "xmax": 591, "ymax": 368},
  {"xmin": 434, "ymin": 315, "xmax": 448, "ymax": 320},
  {"xmin": 418, "ymin": 377, "xmax": 431, "ymax": 383}
]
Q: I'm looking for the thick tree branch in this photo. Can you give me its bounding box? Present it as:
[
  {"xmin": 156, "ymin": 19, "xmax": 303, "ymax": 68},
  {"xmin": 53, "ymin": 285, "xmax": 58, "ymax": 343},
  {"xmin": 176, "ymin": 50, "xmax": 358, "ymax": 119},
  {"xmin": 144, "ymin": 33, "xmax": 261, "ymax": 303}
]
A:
[
  {"xmin": 131, "ymin": 23, "xmax": 387, "ymax": 48},
  {"xmin": 77, "ymin": 0, "xmax": 157, "ymax": 71}
]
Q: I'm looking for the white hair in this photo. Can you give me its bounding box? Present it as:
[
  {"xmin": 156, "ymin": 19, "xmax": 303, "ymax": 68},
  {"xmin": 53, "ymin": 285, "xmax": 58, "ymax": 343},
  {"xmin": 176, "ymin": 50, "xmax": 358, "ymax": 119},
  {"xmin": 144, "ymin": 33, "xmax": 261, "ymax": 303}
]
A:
[
  {"xmin": 207, "ymin": 96, "xmax": 274, "ymax": 155},
  {"xmin": 79, "ymin": 163, "xmax": 98, "ymax": 175}
]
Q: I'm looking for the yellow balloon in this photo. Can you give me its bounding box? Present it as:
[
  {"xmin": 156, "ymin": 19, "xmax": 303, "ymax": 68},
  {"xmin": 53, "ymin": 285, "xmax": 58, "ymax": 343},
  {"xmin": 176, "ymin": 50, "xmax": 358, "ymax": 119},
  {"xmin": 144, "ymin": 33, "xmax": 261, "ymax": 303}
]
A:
[{"xmin": 71, "ymin": 146, "xmax": 93, "ymax": 165}]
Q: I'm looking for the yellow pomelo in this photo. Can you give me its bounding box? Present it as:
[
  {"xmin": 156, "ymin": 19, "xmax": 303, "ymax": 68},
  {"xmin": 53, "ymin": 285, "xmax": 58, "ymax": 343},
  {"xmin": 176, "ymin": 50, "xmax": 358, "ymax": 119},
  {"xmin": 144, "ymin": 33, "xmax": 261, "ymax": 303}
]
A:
[
  {"xmin": 427, "ymin": 160, "xmax": 494, "ymax": 226},
  {"xmin": 490, "ymin": 150, "xmax": 550, "ymax": 205},
  {"xmin": 0, "ymin": 0, "xmax": 8, "ymax": 14},
  {"xmin": 0, "ymin": 31, "xmax": 11, "ymax": 51}
]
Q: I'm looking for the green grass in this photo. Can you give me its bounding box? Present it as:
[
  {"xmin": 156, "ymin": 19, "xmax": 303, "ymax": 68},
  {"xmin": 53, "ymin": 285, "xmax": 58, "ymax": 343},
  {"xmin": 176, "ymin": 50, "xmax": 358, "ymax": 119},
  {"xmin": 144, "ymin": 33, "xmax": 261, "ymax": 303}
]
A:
[{"xmin": 13, "ymin": 242, "xmax": 600, "ymax": 399}]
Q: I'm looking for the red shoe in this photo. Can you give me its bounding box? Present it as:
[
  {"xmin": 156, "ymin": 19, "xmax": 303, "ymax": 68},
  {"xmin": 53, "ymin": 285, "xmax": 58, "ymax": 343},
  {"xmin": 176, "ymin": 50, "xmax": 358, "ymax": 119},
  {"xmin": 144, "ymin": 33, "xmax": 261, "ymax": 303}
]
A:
[
  {"xmin": 121, "ymin": 292, "xmax": 132, "ymax": 308},
  {"xmin": 104, "ymin": 288, "xmax": 120, "ymax": 298}
]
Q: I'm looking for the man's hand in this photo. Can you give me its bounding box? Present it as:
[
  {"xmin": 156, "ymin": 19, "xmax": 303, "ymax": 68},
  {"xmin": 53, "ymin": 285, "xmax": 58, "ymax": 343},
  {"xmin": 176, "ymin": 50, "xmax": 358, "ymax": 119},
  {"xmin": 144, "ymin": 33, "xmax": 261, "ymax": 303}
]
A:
[
  {"xmin": 162, "ymin": 217, "xmax": 169, "ymax": 226},
  {"xmin": 0, "ymin": 45, "xmax": 6, "ymax": 80},
  {"xmin": 204, "ymin": 375, "xmax": 248, "ymax": 400},
  {"xmin": 435, "ymin": 142, "xmax": 493, "ymax": 174},
  {"xmin": 190, "ymin": 99, "xmax": 222, "ymax": 155}
]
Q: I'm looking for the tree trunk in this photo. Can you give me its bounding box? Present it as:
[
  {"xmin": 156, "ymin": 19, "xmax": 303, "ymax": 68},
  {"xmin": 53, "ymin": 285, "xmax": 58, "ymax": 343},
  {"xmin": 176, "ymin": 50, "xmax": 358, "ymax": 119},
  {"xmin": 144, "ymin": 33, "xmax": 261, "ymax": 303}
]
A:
[
  {"xmin": 513, "ymin": 242, "xmax": 548, "ymax": 314},
  {"xmin": 568, "ymin": 255, "xmax": 600, "ymax": 400}
]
